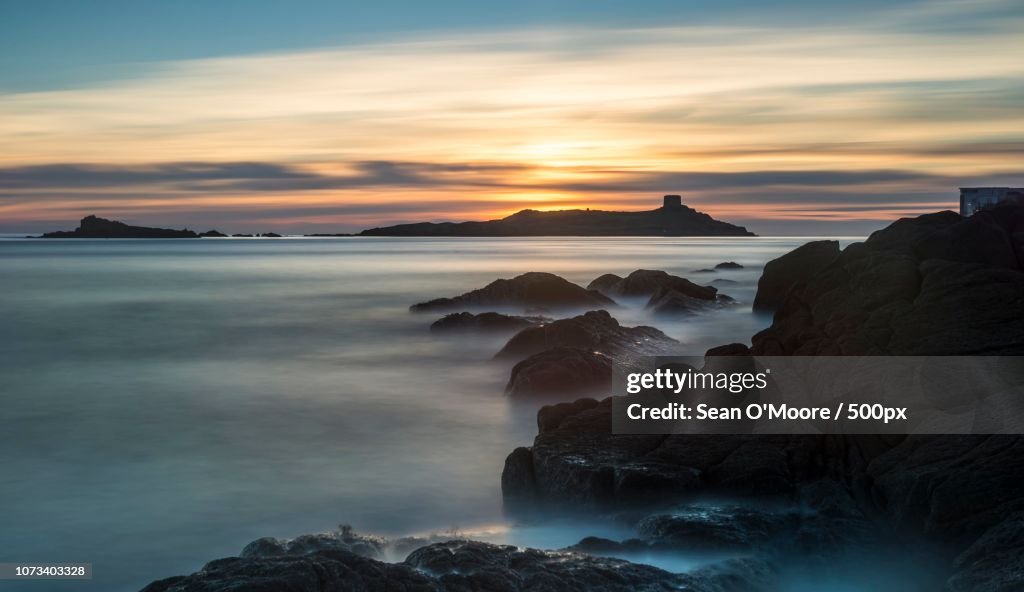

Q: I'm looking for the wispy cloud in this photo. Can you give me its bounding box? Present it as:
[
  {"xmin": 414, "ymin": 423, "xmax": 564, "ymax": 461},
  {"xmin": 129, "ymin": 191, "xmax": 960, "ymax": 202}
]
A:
[{"xmin": 1, "ymin": 2, "xmax": 1023, "ymax": 233}]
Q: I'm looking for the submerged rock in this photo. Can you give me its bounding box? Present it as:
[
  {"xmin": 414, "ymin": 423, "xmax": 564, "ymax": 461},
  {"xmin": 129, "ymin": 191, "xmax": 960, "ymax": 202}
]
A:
[
  {"xmin": 411, "ymin": 272, "xmax": 614, "ymax": 313},
  {"xmin": 592, "ymin": 269, "xmax": 717, "ymax": 301},
  {"xmin": 430, "ymin": 311, "xmax": 545, "ymax": 333},
  {"xmin": 751, "ymin": 240, "xmax": 839, "ymax": 314},
  {"xmin": 494, "ymin": 310, "xmax": 676, "ymax": 360},
  {"xmin": 645, "ymin": 286, "xmax": 736, "ymax": 316}
]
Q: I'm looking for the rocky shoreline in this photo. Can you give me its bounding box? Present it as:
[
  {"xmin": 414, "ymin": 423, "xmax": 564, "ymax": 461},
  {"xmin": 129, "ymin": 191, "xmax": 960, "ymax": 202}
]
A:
[{"xmin": 141, "ymin": 204, "xmax": 1024, "ymax": 591}]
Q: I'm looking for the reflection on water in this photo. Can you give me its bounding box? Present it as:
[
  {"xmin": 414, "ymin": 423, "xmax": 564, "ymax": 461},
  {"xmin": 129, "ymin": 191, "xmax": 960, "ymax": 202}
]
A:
[{"xmin": 0, "ymin": 236, "xmax": 845, "ymax": 591}]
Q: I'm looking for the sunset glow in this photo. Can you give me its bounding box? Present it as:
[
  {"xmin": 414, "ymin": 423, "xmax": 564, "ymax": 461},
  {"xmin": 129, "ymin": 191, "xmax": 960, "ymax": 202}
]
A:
[{"xmin": 2, "ymin": 1, "xmax": 1022, "ymax": 234}]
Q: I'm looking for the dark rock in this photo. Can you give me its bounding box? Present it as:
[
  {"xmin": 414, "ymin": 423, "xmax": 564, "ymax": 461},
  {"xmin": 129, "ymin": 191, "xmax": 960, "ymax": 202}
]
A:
[
  {"xmin": 504, "ymin": 347, "xmax": 612, "ymax": 398},
  {"xmin": 198, "ymin": 230, "xmax": 227, "ymax": 238},
  {"xmin": 947, "ymin": 511, "xmax": 1024, "ymax": 592},
  {"xmin": 601, "ymin": 269, "xmax": 717, "ymax": 301},
  {"xmin": 752, "ymin": 204, "xmax": 1024, "ymax": 355},
  {"xmin": 586, "ymin": 273, "xmax": 623, "ymax": 294},
  {"xmin": 140, "ymin": 549, "xmax": 441, "ymax": 592},
  {"xmin": 240, "ymin": 529, "xmax": 387, "ymax": 560},
  {"xmin": 430, "ymin": 312, "xmax": 544, "ymax": 333},
  {"xmin": 537, "ymin": 398, "xmax": 600, "ymax": 434},
  {"xmin": 645, "ymin": 286, "xmax": 734, "ymax": 316},
  {"xmin": 411, "ymin": 272, "xmax": 614, "ymax": 313},
  {"xmin": 259, "ymin": 232, "xmax": 282, "ymax": 238},
  {"xmin": 41, "ymin": 215, "xmax": 199, "ymax": 238},
  {"xmin": 494, "ymin": 310, "xmax": 676, "ymax": 360},
  {"xmin": 694, "ymin": 268, "xmax": 716, "ymax": 273},
  {"xmin": 715, "ymin": 261, "xmax": 744, "ymax": 269},
  {"xmin": 636, "ymin": 505, "xmax": 798, "ymax": 550},
  {"xmin": 710, "ymin": 278, "xmax": 738, "ymax": 285},
  {"xmin": 404, "ymin": 540, "xmax": 695, "ymax": 591},
  {"xmin": 751, "ymin": 239, "xmax": 840, "ymax": 314},
  {"xmin": 231, "ymin": 233, "xmax": 253, "ymax": 237}
]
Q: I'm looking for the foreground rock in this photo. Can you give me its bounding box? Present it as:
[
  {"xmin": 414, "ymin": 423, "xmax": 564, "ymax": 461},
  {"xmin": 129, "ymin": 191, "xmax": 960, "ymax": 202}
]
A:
[
  {"xmin": 503, "ymin": 205, "xmax": 1024, "ymax": 591},
  {"xmin": 751, "ymin": 240, "xmax": 839, "ymax": 314},
  {"xmin": 430, "ymin": 312, "xmax": 545, "ymax": 333},
  {"xmin": 411, "ymin": 272, "xmax": 614, "ymax": 313},
  {"xmin": 494, "ymin": 310, "xmax": 676, "ymax": 360},
  {"xmin": 143, "ymin": 535, "xmax": 774, "ymax": 592},
  {"xmin": 589, "ymin": 269, "xmax": 717, "ymax": 301},
  {"xmin": 41, "ymin": 215, "xmax": 201, "ymax": 238},
  {"xmin": 752, "ymin": 204, "xmax": 1024, "ymax": 354}
]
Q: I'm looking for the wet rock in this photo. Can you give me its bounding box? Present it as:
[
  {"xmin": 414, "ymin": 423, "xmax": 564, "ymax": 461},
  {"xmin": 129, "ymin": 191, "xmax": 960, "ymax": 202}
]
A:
[
  {"xmin": 751, "ymin": 239, "xmax": 840, "ymax": 314},
  {"xmin": 411, "ymin": 272, "xmax": 614, "ymax": 313},
  {"xmin": 715, "ymin": 262, "xmax": 744, "ymax": 269},
  {"xmin": 537, "ymin": 398, "xmax": 600, "ymax": 434},
  {"xmin": 494, "ymin": 310, "xmax": 676, "ymax": 360},
  {"xmin": 241, "ymin": 529, "xmax": 386, "ymax": 560},
  {"xmin": 636, "ymin": 504, "xmax": 798, "ymax": 550},
  {"xmin": 947, "ymin": 512, "xmax": 1024, "ymax": 592},
  {"xmin": 504, "ymin": 347, "xmax": 612, "ymax": 398},
  {"xmin": 645, "ymin": 286, "xmax": 735, "ymax": 316},
  {"xmin": 429, "ymin": 312, "xmax": 544, "ymax": 333},
  {"xmin": 596, "ymin": 269, "xmax": 717, "ymax": 300}
]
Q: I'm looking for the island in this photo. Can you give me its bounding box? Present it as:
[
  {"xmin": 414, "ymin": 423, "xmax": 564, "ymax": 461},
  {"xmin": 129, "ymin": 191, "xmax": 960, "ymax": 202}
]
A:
[
  {"xmin": 39, "ymin": 215, "xmax": 262, "ymax": 238},
  {"xmin": 359, "ymin": 195, "xmax": 754, "ymax": 237}
]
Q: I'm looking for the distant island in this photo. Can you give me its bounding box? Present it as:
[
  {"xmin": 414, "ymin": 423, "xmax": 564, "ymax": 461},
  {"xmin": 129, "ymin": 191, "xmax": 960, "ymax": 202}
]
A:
[
  {"xmin": 37, "ymin": 196, "xmax": 753, "ymax": 239},
  {"xmin": 359, "ymin": 196, "xmax": 754, "ymax": 237},
  {"xmin": 38, "ymin": 215, "xmax": 276, "ymax": 238}
]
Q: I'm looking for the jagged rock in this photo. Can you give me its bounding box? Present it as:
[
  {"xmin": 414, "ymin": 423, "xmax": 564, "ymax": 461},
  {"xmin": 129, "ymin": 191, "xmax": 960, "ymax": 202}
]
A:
[
  {"xmin": 144, "ymin": 538, "xmax": 733, "ymax": 592},
  {"xmin": 494, "ymin": 310, "xmax": 676, "ymax": 360},
  {"xmin": 597, "ymin": 269, "xmax": 717, "ymax": 301},
  {"xmin": 752, "ymin": 204, "xmax": 1024, "ymax": 354},
  {"xmin": 715, "ymin": 262, "xmax": 744, "ymax": 269},
  {"xmin": 41, "ymin": 215, "xmax": 200, "ymax": 238},
  {"xmin": 504, "ymin": 347, "xmax": 612, "ymax": 398},
  {"xmin": 241, "ymin": 530, "xmax": 386, "ymax": 560},
  {"xmin": 636, "ymin": 505, "xmax": 799, "ymax": 550},
  {"xmin": 429, "ymin": 312, "xmax": 544, "ymax": 333},
  {"xmin": 537, "ymin": 398, "xmax": 601, "ymax": 433},
  {"xmin": 411, "ymin": 272, "xmax": 614, "ymax": 313},
  {"xmin": 947, "ymin": 512, "xmax": 1024, "ymax": 592},
  {"xmin": 751, "ymin": 240, "xmax": 839, "ymax": 314}
]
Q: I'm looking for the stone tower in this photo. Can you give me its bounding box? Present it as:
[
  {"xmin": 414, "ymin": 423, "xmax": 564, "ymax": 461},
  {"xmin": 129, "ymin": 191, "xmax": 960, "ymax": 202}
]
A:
[{"xmin": 663, "ymin": 195, "xmax": 682, "ymax": 208}]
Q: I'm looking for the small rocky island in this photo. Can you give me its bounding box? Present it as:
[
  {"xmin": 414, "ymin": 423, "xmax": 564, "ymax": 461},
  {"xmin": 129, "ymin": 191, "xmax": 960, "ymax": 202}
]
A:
[
  {"xmin": 360, "ymin": 195, "xmax": 754, "ymax": 237},
  {"xmin": 38, "ymin": 215, "xmax": 272, "ymax": 238}
]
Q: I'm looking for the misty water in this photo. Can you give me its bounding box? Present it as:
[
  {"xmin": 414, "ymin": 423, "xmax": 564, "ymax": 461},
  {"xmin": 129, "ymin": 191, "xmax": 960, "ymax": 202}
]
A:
[{"xmin": 0, "ymin": 235, "xmax": 886, "ymax": 591}]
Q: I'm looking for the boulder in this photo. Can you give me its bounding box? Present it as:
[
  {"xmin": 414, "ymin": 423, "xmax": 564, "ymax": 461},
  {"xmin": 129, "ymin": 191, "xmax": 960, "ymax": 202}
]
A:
[
  {"xmin": 947, "ymin": 512, "xmax": 1024, "ymax": 592},
  {"xmin": 430, "ymin": 312, "xmax": 544, "ymax": 333},
  {"xmin": 715, "ymin": 262, "xmax": 744, "ymax": 269},
  {"xmin": 504, "ymin": 347, "xmax": 613, "ymax": 398},
  {"xmin": 645, "ymin": 286, "xmax": 735, "ymax": 316},
  {"xmin": 752, "ymin": 204, "xmax": 1024, "ymax": 355},
  {"xmin": 586, "ymin": 273, "xmax": 623, "ymax": 294},
  {"xmin": 751, "ymin": 240, "xmax": 840, "ymax": 314},
  {"xmin": 494, "ymin": 310, "xmax": 676, "ymax": 360},
  {"xmin": 411, "ymin": 272, "xmax": 614, "ymax": 313},
  {"xmin": 594, "ymin": 269, "xmax": 717, "ymax": 300}
]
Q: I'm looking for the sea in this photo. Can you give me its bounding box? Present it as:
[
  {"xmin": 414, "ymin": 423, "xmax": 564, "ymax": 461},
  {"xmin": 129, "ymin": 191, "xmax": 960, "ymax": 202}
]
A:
[{"xmin": 1, "ymin": 235, "xmax": 874, "ymax": 591}]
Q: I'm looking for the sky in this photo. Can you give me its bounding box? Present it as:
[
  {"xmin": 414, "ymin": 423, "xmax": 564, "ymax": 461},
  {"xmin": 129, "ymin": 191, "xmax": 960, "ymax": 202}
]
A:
[{"xmin": 1, "ymin": 0, "xmax": 1022, "ymax": 235}]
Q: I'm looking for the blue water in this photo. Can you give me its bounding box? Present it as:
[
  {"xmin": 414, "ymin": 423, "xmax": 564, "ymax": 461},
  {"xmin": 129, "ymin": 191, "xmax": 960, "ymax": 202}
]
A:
[{"xmin": 0, "ymin": 236, "xmax": 834, "ymax": 591}]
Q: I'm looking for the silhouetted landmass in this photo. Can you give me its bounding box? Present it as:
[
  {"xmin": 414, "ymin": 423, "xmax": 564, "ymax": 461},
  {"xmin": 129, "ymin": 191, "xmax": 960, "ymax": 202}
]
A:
[
  {"xmin": 41, "ymin": 215, "xmax": 200, "ymax": 238},
  {"xmin": 360, "ymin": 196, "xmax": 754, "ymax": 237}
]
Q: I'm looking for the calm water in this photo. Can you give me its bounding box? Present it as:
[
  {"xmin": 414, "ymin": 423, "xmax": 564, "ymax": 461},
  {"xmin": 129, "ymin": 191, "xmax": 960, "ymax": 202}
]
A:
[{"xmin": 0, "ymin": 236, "xmax": 842, "ymax": 591}]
